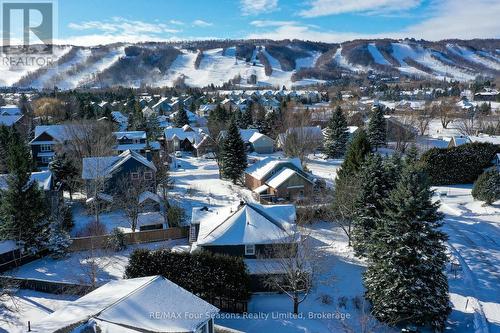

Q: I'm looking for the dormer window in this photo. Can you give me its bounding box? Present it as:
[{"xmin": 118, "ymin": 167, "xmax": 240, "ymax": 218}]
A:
[{"xmin": 245, "ymin": 244, "xmax": 255, "ymax": 256}]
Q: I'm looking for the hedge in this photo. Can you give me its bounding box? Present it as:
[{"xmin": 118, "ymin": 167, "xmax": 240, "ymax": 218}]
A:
[
  {"xmin": 420, "ymin": 142, "xmax": 499, "ymax": 185},
  {"xmin": 472, "ymin": 170, "xmax": 500, "ymax": 204},
  {"xmin": 125, "ymin": 249, "xmax": 251, "ymax": 302}
]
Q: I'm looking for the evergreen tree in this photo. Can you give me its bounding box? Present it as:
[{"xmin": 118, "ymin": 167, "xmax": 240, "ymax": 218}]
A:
[
  {"xmin": 367, "ymin": 106, "xmax": 387, "ymax": 150},
  {"xmin": 336, "ymin": 129, "xmax": 371, "ymax": 179},
  {"xmin": 364, "ymin": 164, "xmax": 450, "ymax": 331},
  {"xmin": 46, "ymin": 218, "xmax": 72, "ymax": 258},
  {"xmin": 174, "ymin": 107, "xmax": 190, "ymax": 127},
  {"xmin": 240, "ymin": 110, "xmax": 253, "ymax": 129},
  {"xmin": 323, "ymin": 106, "xmax": 349, "ymax": 158},
  {"xmin": 49, "ymin": 153, "xmax": 78, "ymax": 200},
  {"xmin": 220, "ymin": 119, "xmax": 247, "ymax": 184},
  {"xmin": 0, "ymin": 132, "xmax": 49, "ymax": 251},
  {"xmin": 146, "ymin": 114, "xmax": 161, "ymax": 141},
  {"xmin": 351, "ymin": 154, "xmax": 391, "ymax": 256}
]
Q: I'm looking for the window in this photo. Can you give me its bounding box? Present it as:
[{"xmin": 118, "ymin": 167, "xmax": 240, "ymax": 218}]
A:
[
  {"xmin": 41, "ymin": 156, "xmax": 52, "ymax": 164},
  {"xmin": 40, "ymin": 144, "xmax": 52, "ymax": 152},
  {"xmin": 245, "ymin": 244, "xmax": 255, "ymax": 256},
  {"xmin": 144, "ymin": 171, "xmax": 153, "ymax": 180},
  {"xmin": 131, "ymin": 172, "xmax": 139, "ymax": 180}
]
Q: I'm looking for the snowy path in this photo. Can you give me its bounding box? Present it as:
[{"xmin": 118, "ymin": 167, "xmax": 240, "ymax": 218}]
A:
[{"xmin": 436, "ymin": 186, "xmax": 500, "ymax": 333}]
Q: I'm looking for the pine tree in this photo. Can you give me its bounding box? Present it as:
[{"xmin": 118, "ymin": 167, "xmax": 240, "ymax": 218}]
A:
[
  {"xmin": 336, "ymin": 129, "xmax": 371, "ymax": 179},
  {"xmin": 146, "ymin": 114, "xmax": 161, "ymax": 141},
  {"xmin": 351, "ymin": 154, "xmax": 391, "ymax": 256},
  {"xmin": 367, "ymin": 106, "xmax": 387, "ymax": 150},
  {"xmin": 46, "ymin": 219, "xmax": 72, "ymax": 258},
  {"xmin": 220, "ymin": 119, "xmax": 247, "ymax": 184},
  {"xmin": 174, "ymin": 107, "xmax": 190, "ymax": 127},
  {"xmin": 323, "ymin": 106, "xmax": 349, "ymax": 158},
  {"xmin": 364, "ymin": 164, "xmax": 451, "ymax": 331},
  {"xmin": 0, "ymin": 132, "xmax": 49, "ymax": 251}
]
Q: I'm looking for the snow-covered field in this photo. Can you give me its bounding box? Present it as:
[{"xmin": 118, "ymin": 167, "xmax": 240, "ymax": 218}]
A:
[{"xmin": 435, "ymin": 185, "xmax": 500, "ymax": 333}]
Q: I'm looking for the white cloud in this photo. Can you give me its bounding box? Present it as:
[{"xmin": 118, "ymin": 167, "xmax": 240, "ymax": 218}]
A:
[
  {"xmin": 169, "ymin": 20, "xmax": 184, "ymax": 25},
  {"xmin": 192, "ymin": 19, "xmax": 213, "ymax": 27},
  {"xmin": 250, "ymin": 20, "xmax": 298, "ymax": 27},
  {"xmin": 250, "ymin": 0, "xmax": 500, "ymax": 42},
  {"xmin": 300, "ymin": 0, "xmax": 421, "ymax": 17},
  {"xmin": 241, "ymin": 0, "xmax": 278, "ymax": 15},
  {"xmin": 68, "ymin": 17, "xmax": 180, "ymax": 35}
]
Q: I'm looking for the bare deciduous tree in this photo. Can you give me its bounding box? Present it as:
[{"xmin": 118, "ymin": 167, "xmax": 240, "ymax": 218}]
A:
[
  {"xmin": 261, "ymin": 227, "xmax": 316, "ymax": 315},
  {"xmin": 113, "ymin": 173, "xmax": 154, "ymax": 232},
  {"xmin": 281, "ymin": 105, "xmax": 319, "ymax": 164},
  {"xmin": 437, "ymin": 97, "xmax": 458, "ymax": 129},
  {"xmin": 411, "ymin": 102, "xmax": 435, "ymax": 136}
]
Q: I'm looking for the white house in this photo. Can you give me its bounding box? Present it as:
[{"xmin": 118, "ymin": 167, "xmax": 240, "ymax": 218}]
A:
[{"xmin": 33, "ymin": 275, "xmax": 219, "ymax": 333}]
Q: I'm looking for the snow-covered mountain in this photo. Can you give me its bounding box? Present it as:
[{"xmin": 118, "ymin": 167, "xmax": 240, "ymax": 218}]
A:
[{"xmin": 4, "ymin": 39, "xmax": 499, "ymax": 89}]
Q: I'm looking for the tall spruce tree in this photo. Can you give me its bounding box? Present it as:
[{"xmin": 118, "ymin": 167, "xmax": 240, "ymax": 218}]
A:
[
  {"xmin": 220, "ymin": 119, "xmax": 247, "ymax": 184},
  {"xmin": 336, "ymin": 129, "xmax": 371, "ymax": 179},
  {"xmin": 364, "ymin": 164, "xmax": 450, "ymax": 331},
  {"xmin": 240, "ymin": 110, "xmax": 253, "ymax": 129},
  {"xmin": 323, "ymin": 106, "xmax": 349, "ymax": 158},
  {"xmin": 367, "ymin": 106, "xmax": 387, "ymax": 150},
  {"xmin": 174, "ymin": 107, "xmax": 190, "ymax": 127},
  {"xmin": 0, "ymin": 131, "xmax": 49, "ymax": 251},
  {"xmin": 351, "ymin": 154, "xmax": 391, "ymax": 256}
]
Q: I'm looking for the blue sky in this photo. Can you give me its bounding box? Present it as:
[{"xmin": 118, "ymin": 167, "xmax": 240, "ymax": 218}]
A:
[{"xmin": 50, "ymin": 0, "xmax": 499, "ymax": 45}]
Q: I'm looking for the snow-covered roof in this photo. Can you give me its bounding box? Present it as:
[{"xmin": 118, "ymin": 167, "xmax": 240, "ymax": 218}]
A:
[
  {"xmin": 196, "ymin": 202, "xmax": 297, "ymax": 246},
  {"xmin": 138, "ymin": 191, "xmax": 161, "ymax": 204},
  {"xmin": 82, "ymin": 150, "xmax": 156, "ymax": 179},
  {"xmin": 468, "ymin": 134, "xmax": 500, "ymax": 145},
  {"xmin": 34, "ymin": 275, "xmax": 219, "ymax": 333},
  {"xmin": 245, "ymin": 157, "xmax": 302, "ymax": 181},
  {"xmin": 0, "ymin": 240, "xmax": 19, "ymax": 254},
  {"xmin": 31, "ymin": 125, "xmax": 73, "ymax": 143},
  {"xmin": 113, "ymin": 131, "xmax": 146, "ymax": 140},
  {"xmin": 0, "ymin": 114, "xmax": 22, "ymax": 126},
  {"xmin": 219, "ymin": 128, "xmax": 260, "ymax": 143},
  {"xmin": 164, "ymin": 126, "xmax": 207, "ymax": 143},
  {"xmin": 0, "ymin": 170, "xmax": 52, "ymax": 191},
  {"xmin": 0, "ymin": 105, "xmax": 21, "ymax": 115},
  {"xmin": 265, "ymin": 167, "xmax": 311, "ymax": 189}
]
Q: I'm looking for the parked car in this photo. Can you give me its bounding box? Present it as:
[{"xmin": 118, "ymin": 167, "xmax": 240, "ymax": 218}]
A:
[{"xmin": 175, "ymin": 151, "xmax": 182, "ymax": 158}]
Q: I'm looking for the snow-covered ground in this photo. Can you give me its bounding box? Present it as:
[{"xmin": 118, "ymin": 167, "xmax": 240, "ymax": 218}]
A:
[
  {"xmin": 435, "ymin": 185, "xmax": 500, "ymax": 333},
  {"xmin": 4, "ymin": 239, "xmax": 188, "ymax": 285},
  {"xmin": 0, "ymin": 290, "xmax": 77, "ymax": 333}
]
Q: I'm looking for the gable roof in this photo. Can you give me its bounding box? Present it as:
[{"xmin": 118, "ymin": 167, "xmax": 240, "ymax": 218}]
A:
[
  {"xmin": 82, "ymin": 150, "xmax": 156, "ymax": 180},
  {"xmin": 0, "ymin": 114, "xmax": 22, "ymax": 126},
  {"xmin": 245, "ymin": 157, "xmax": 302, "ymax": 181},
  {"xmin": 196, "ymin": 202, "xmax": 297, "ymax": 246},
  {"xmin": 34, "ymin": 275, "xmax": 219, "ymax": 333},
  {"xmin": 265, "ymin": 167, "xmax": 312, "ymax": 189},
  {"xmin": 0, "ymin": 170, "xmax": 52, "ymax": 191},
  {"xmin": 113, "ymin": 131, "xmax": 146, "ymax": 140},
  {"xmin": 0, "ymin": 105, "xmax": 21, "ymax": 116},
  {"xmin": 31, "ymin": 125, "xmax": 72, "ymax": 143}
]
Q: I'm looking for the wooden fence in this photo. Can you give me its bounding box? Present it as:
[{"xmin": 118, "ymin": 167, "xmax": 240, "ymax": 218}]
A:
[
  {"xmin": 68, "ymin": 227, "xmax": 188, "ymax": 252},
  {"xmin": 0, "ymin": 275, "xmax": 94, "ymax": 296},
  {"xmin": 0, "ymin": 249, "xmax": 48, "ymax": 273}
]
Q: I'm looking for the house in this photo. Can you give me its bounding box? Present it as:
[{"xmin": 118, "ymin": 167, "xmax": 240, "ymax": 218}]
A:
[
  {"xmin": 448, "ymin": 135, "xmax": 471, "ymax": 148},
  {"xmin": 34, "ymin": 275, "xmax": 219, "ymax": 333},
  {"xmin": 0, "ymin": 104, "xmax": 21, "ymax": 116},
  {"xmin": 197, "ymin": 103, "xmax": 216, "ymax": 117},
  {"xmin": 113, "ymin": 131, "xmax": 160, "ymax": 156},
  {"xmin": 191, "ymin": 202, "xmax": 297, "ymax": 257},
  {"xmin": 245, "ymin": 157, "xmax": 314, "ymax": 202},
  {"xmin": 190, "ymin": 202, "xmax": 300, "ymax": 291},
  {"xmin": 151, "ymin": 97, "xmax": 172, "ymax": 115},
  {"xmin": 142, "ymin": 106, "xmax": 155, "ymax": 118},
  {"xmin": 164, "ymin": 125, "xmax": 210, "ymax": 153},
  {"xmin": 219, "ymin": 128, "xmax": 274, "ymax": 154},
  {"xmin": 474, "ymin": 88, "xmax": 499, "ymax": 102},
  {"xmin": 30, "ymin": 125, "xmax": 73, "ymax": 168},
  {"xmin": 82, "ymin": 149, "xmax": 157, "ymax": 198},
  {"xmin": 110, "ymin": 111, "xmax": 128, "ymax": 131},
  {"xmin": 0, "ymin": 114, "xmax": 24, "ymax": 128}
]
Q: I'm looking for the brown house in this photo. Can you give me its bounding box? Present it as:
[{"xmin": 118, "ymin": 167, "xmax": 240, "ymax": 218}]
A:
[{"xmin": 245, "ymin": 157, "xmax": 314, "ymax": 202}]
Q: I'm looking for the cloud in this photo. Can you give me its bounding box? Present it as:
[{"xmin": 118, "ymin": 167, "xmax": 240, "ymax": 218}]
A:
[
  {"xmin": 192, "ymin": 19, "xmax": 213, "ymax": 27},
  {"xmin": 169, "ymin": 20, "xmax": 184, "ymax": 25},
  {"xmin": 250, "ymin": 20, "xmax": 298, "ymax": 27},
  {"xmin": 300, "ymin": 0, "xmax": 421, "ymax": 17},
  {"xmin": 68, "ymin": 17, "xmax": 180, "ymax": 34},
  {"xmin": 250, "ymin": 0, "xmax": 500, "ymax": 42},
  {"xmin": 241, "ymin": 0, "xmax": 278, "ymax": 15}
]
